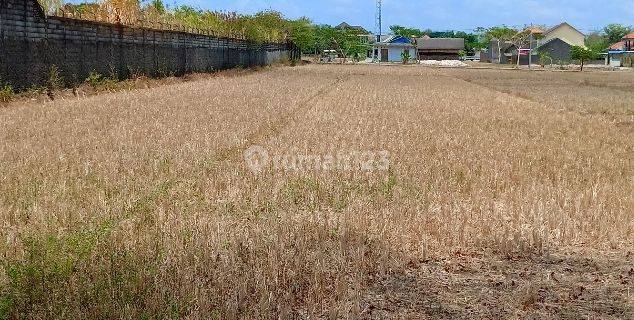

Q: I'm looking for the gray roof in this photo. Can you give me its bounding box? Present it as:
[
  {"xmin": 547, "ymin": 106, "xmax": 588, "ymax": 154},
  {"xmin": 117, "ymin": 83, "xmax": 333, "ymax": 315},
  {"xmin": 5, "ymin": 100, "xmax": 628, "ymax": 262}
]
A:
[
  {"xmin": 416, "ymin": 38, "xmax": 465, "ymax": 50},
  {"xmin": 535, "ymin": 37, "xmax": 572, "ymax": 50}
]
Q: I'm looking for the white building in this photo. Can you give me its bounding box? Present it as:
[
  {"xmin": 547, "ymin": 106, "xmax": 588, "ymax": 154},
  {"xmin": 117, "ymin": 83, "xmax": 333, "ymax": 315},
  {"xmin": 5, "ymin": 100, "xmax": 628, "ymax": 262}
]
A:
[{"xmin": 373, "ymin": 35, "xmax": 417, "ymax": 62}]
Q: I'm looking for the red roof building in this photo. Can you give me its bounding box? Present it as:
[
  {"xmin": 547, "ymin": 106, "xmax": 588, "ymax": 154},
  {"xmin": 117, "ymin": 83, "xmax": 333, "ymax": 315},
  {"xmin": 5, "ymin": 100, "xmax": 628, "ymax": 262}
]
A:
[
  {"xmin": 623, "ymin": 33, "xmax": 634, "ymax": 51},
  {"xmin": 609, "ymin": 41, "xmax": 625, "ymax": 51}
]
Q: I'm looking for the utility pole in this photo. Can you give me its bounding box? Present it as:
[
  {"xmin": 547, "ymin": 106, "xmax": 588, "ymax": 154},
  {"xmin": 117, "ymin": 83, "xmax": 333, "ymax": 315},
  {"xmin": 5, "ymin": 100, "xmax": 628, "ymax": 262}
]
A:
[
  {"xmin": 375, "ymin": 0, "xmax": 382, "ymax": 43},
  {"xmin": 498, "ymin": 39, "xmax": 501, "ymax": 64},
  {"xmin": 528, "ymin": 25, "xmax": 533, "ymax": 70}
]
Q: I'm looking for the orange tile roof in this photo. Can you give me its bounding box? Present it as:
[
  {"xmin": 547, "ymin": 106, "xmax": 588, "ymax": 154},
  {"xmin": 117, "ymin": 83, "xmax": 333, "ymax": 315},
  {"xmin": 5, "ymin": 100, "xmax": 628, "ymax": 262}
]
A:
[
  {"xmin": 526, "ymin": 26, "xmax": 544, "ymax": 34},
  {"xmin": 623, "ymin": 33, "xmax": 634, "ymax": 40},
  {"xmin": 610, "ymin": 41, "xmax": 625, "ymax": 50}
]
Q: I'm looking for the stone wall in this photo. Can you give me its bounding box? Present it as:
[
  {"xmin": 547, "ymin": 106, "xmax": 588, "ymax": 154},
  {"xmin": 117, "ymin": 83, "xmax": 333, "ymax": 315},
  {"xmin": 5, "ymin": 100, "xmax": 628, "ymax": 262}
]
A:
[{"xmin": 0, "ymin": 0, "xmax": 298, "ymax": 90}]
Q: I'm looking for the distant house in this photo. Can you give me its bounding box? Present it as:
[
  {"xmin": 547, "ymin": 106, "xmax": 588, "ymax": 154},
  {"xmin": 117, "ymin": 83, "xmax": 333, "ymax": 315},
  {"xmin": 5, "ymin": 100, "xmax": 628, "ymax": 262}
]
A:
[
  {"xmin": 485, "ymin": 22, "xmax": 585, "ymax": 65},
  {"xmin": 610, "ymin": 41, "xmax": 626, "ymax": 51},
  {"xmin": 484, "ymin": 27, "xmax": 542, "ymax": 64},
  {"xmin": 534, "ymin": 22, "xmax": 586, "ymax": 64},
  {"xmin": 625, "ymin": 33, "xmax": 634, "ymax": 51},
  {"xmin": 415, "ymin": 37, "xmax": 464, "ymax": 60},
  {"xmin": 535, "ymin": 38, "xmax": 577, "ymax": 63},
  {"xmin": 606, "ymin": 33, "xmax": 634, "ymax": 67},
  {"xmin": 485, "ymin": 40, "xmax": 516, "ymax": 64},
  {"xmin": 372, "ymin": 35, "xmax": 416, "ymax": 62},
  {"xmin": 335, "ymin": 22, "xmax": 369, "ymax": 35},
  {"xmin": 540, "ymin": 22, "xmax": 585, "ymax": 47}
]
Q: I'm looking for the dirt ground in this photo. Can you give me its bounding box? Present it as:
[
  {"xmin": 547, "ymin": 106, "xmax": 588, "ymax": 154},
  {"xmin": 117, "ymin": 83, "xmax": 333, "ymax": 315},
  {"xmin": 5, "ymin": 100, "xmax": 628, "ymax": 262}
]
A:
[
  {"xmin": 1, "ymin": 64, "xmax": 632, "ymax": 319},
  {"xmin": 360, "ymin": 249, "xmax": 632, "ymax": 319}
]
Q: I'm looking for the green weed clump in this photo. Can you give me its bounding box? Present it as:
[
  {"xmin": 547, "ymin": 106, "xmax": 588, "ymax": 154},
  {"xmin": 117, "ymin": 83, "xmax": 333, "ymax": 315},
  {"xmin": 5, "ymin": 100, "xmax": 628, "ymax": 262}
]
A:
[
  {"xmin": 85, "ymin": 72, "xmax": 118, "ymax": 90},
  {"xmin": 0, "ymin": 84, "xmax": 14, "ymax": 103},
  {"xmin": 0, "ymin": 224, "xmax": 163, "ymax": 319},
  {"xmin": 48, "ymin": 65, "xmax": 64, "ymax": 91}
]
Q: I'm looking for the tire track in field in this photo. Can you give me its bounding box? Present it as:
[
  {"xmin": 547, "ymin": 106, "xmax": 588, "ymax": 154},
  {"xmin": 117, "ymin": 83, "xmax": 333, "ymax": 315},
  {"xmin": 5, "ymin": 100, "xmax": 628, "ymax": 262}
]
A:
[
  {"xmin": 434, "ymin": 70, "xmax": 543, "ymax": 107},
  {"xmin": 214, "ymin": 74, "xmax": 351, "ymax": 164}
]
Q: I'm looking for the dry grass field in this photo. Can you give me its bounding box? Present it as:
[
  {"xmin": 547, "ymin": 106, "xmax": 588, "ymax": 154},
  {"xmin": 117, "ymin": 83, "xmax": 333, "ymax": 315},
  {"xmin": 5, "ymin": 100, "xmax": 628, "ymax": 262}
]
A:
[{"xmin": 0, "ymin": 64, "xmax": 632, "ymax": 319}]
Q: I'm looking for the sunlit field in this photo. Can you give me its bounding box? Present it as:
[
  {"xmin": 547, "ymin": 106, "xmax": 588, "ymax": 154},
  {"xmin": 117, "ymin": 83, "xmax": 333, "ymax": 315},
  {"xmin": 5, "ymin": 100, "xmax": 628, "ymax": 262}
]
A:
[{"xmin": 1, "ymin": 64, "xmax": 632, "ymax": 319}]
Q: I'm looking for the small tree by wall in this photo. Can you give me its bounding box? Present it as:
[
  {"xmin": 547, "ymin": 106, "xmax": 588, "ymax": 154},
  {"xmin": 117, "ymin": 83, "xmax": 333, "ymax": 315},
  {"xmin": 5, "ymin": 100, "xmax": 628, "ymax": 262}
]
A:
[
  {"xmin": 570, "ymin": 46, "xmax": 598, "ymax": 71},
  {"xmin": 538, "ymin": 51, "xmax": 552, "ymax": 67}
]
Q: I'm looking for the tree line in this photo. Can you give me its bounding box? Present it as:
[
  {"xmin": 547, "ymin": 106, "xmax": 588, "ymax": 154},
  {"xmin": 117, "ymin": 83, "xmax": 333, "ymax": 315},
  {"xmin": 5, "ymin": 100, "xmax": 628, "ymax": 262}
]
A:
[
  {"xmin": 39, "ymin": 0, "xmax": 307, "ymax": 43},
  {"xmin": 37, "ymin": 1, "xmax": 632, "ymax": 61}
]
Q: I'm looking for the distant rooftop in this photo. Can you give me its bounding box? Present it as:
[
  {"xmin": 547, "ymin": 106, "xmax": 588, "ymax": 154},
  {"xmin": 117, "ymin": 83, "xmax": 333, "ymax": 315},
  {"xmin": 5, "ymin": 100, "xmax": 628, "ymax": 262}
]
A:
[
  {"xmin": 335, "ymin": 22, "xmax": 369, "ymax": 35},
  {"xmin": 544, "ymin": 22, "xmax": 585, "ymax": 36},
  {"xmin": 526, "ymin": 26, "xmax": 545, "ymax": 34},
  {"xmin": 610, "ymin": 41, "xmax": 625, "ymax": 50},
  {"xmin": 415, "ymin": 38, "xmax": 465, "ymax": 50}
]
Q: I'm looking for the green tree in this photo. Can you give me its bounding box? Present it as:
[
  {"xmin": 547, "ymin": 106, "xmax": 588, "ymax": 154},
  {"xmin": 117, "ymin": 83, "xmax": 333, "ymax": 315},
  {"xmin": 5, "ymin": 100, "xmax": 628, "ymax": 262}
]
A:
[
  {"xmin": 603, "ymin": 24, "xmax": 632, "ymax": 44},
  {"xmin": 585, "ymin": 31, "xmax": 609, "ymax": 52},
  {"xmin": 453, "ymin": 31, "xmax": 481, "ymax": 53},
  {"xmin": 313, "ymin": 25, "xmax": 367, "ymax": 61},
  {"xmin": 336, "ymin": 29, "xmax": 368, "ymax": 62},
  {"xmin": 570, "ymin": 46, "xmax": 598, "ymax": 71},
  {"xmin": 476, "ymin": 26, "xmax": 518, "ymax": 43},
  {"xmin": 313, "ymin": 25, "xmax": 338, "ymax": 53},
  {"xmin": 289, "ymin": 18, "xmax": 315, "ymax": 54},
  {"xmin": 147, "ymin": 0, "xmax": 165, "ymax": 14},
  {"xmin": 390, "ymin": 25, "xmax": 425, "ymax": 37}
]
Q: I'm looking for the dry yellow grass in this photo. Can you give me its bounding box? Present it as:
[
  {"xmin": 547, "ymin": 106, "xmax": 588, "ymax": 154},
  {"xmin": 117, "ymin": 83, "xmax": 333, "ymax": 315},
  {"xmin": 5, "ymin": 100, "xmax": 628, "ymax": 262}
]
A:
[{"xmin": 0, "ymin": 65, "xmax": 632, "ymax": 318}]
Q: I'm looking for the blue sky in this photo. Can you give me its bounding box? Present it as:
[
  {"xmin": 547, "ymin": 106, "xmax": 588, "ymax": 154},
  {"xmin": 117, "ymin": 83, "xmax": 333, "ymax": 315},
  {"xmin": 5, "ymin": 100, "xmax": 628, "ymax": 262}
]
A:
[
  {"xmin": 174, "ymin": 0, "xmax": 632, "ymax": 33},
  {"xmin": 90, "ymin": 0, "xmax": 634, "ymax": 33}
]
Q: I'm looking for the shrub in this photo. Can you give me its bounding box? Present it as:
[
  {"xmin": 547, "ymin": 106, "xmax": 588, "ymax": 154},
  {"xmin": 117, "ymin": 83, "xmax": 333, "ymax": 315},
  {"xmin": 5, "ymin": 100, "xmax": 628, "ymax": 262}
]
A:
[
  {"xmin": 538, "ymin": 51, "xmax": 552, "ymax": 67},
  {"xmin": 401, "ymin": 50, "xmax": 411, "ymax": 64},
  {"xmin": 85, "ymin": 71, "xmax": 118, "ymax": 91},
  {"xmin": 48, "ymin": 65, "xmax": 64, "ymax": 90},
  {"xmin": 458, "ymin": 50, "xmax": 467, "ymax": 60},
  {"xmin": 0, "ymin": 84, "xmax": 15, "ymax": 103},
  {"xmin": 85, "ymin": 71, "xmax": 104, "ymax": 88},
  {"xmin": 46, "ymin": 65, "xmax": 64, "ymax": 99}
]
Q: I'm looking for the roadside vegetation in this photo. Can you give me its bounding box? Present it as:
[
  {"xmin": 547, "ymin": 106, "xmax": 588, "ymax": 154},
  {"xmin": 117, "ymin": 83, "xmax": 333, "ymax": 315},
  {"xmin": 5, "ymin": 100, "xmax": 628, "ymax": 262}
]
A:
[
  {"xmin": 0, "ymin": 66, "xmax": 271, "ymax": 105},
  {"xmin": 41, "ymin": 0, "xmax": 300, "ymax": 43},
  {"xmin": 36, "ymin": 1, "xmax": 370, "ymax": 61}
]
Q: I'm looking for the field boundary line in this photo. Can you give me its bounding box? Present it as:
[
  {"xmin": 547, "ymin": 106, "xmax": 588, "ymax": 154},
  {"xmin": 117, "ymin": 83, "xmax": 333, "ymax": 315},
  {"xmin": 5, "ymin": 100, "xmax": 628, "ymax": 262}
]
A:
[
  {"xmin": 439, "ymin": 72, "xmax": 633, "ymax": 127},
  {"xmin": 214, "ymin": 75, "xmax": 351, "ymax": 164}
]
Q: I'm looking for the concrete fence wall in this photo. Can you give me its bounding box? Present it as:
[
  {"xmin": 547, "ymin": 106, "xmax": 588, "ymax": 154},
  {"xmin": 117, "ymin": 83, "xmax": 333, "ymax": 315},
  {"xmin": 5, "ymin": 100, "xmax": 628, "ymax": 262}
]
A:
[{"xmin": 0, "ymin": 0, "xmax": 299, "ymax": 90}]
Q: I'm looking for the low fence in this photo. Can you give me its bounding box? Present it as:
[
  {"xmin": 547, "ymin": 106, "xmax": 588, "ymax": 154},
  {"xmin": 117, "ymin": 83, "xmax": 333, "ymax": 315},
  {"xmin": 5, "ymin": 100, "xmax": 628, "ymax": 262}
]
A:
[{"xmin": 0, "ymin": 0, "xmax": 299, "ymax": 90}]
